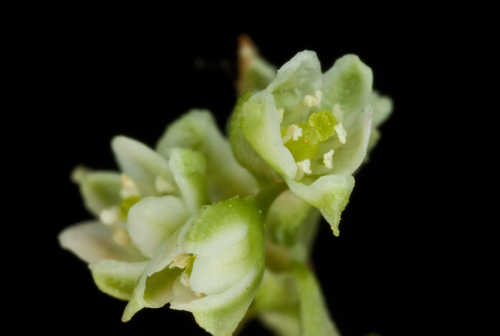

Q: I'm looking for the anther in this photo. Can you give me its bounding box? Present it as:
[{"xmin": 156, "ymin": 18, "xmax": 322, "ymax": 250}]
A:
[
  {"xmin": 323, "ymin": 149, "xmax": 335, "ymax": 169},
  {"xmin": 334, "ymin": 123, "xmax": 347, "ymax": 144}
]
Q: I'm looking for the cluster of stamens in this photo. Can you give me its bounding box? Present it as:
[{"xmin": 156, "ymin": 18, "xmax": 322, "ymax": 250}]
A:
[
  {"xmin": 280, "ymin": 90, "xmax": 348, "ymax": 180},
  {"xmin": 98, "ymin": 173, "xmax": 175, "ymax": 246}
]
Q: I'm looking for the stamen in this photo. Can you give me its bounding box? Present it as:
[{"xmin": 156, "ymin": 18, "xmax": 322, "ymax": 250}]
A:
[
  {"xmin": 99, "ymin": 207, "xmax": 120, "ymax": 226},
  {"xmin": 296, "ymin": 159, "xmax": 312, "ymax": 179},
  {"xmin": 112, "ymin": 228, "xmax": 130, "ymax": 246},
  {"xmin": 155, "ymin": 176, "xmax": 175, "ymax": 194},
  {"xmin": 334, "ymin": 123, "xmax": 347, "ymax": 144},
  {"xmin": 303, "ymin": 90, "xmax": 322, "ymax": 108},
  {"xmin": 323, "ymin": 149, "xmax": 335, "ymax": 169},
  {"xmin": 283, "ymin": 124, "xmax": 303, "ymax": 144},
  {"xmin": 121, "ymin": 174, "xmax": 140, "ymax": 198}
]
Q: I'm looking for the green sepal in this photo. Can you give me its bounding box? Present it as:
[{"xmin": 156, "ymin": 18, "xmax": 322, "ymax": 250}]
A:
[
  {"xmin": 122, "ymin": 228, "xmax": 187, "ymax": 321},
  {"xmin": 171, "ymin": 197, "xmax": 266, "ymax": 336},
  {"xmin": 58, "ymin": 221, "xmax": 145, "ymax": 264},
  {"xmin": 72, "ymin": 168, "xmax": 122, "ymax": 216},
  {"xmin": 126, "ymin": 196, "xmax": 189, "ymax": 258},
  {"xmin": 240, "ymin": 91, "xmax": 297, "ymax": 179},
  {"xmin": 322, "ymin": 54, "xmax": 373, "ymax": 128},
  {"xmin": 112, "ymin": 136, "xmax": 174, "ymax": 196},
  {"xmin": 89, "ymin": 260, "xmax": 148, "ymax": 300},
  {"xmin": 287, "ymin": 174, "xmax": 355, "ymax": 236},
  {"xmin": 169, "ymin": 148, "xmax": 209, "ymax": 214},
  {"xmin": 156, "ymin": 110, "xmax": 258, "ymax": 201},
  {"xmin": 228, "ymin": 93, "xmax": 283, "ymax": 184}
]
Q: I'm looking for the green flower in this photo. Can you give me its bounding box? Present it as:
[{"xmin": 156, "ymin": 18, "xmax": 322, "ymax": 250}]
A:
[
  {"xmin": 122, "ymin": 197, "xmax": 265, "ymax": 336},
  {"xmin": 230, "ymin": 50, "xmax": 392, "ymax": 235},
  {"xmin": 59, "ymin": 133, "xmax": 265, "ymax": 335}
]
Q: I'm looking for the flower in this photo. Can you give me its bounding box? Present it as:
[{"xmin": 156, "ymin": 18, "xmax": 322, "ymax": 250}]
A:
[
  {"xmin": 230, "ymin": 48, "xmax": 392, "ymax": 235},
  {"xmin": 59, "ymin": 127, "xmax": 265, "ymax": 335}
]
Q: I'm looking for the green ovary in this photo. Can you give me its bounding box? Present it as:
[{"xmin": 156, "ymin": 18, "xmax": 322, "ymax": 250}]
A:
[{"xmin": 282, "ymin": 110, "xmax": 337, "ymax": 162}]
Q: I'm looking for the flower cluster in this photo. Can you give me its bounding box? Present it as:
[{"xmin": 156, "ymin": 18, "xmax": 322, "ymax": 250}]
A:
[{"xmin": 59, "ymin": 37, "xmax": 392, "ymax": 336}]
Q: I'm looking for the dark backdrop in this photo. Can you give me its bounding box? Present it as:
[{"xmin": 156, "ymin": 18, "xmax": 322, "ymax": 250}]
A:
[{"xmin": 23, "ymin": 20, "xmax": 457, "ymax": 336}]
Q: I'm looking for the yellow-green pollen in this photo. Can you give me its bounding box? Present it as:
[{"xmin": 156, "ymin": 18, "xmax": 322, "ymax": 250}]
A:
[
  {"xmin": 120, "ymin": 195, "xmax": 142, "ymax": 218},
  {"xmin": 282, "ymin": 110, "xmax": 338, "ymax": 162}
]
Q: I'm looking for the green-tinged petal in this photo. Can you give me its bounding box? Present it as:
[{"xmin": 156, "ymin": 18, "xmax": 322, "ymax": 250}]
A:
[
  {"xmin": 122, "ymin": 229, "xmax": 186, "ymax": 321},
  {"xmin": 237, "ymin": 35, "xmax": 276, "ymax": 95},
  {"xmin": 171, "ymin": 197, "xmax": 265, "ymax": 336},
  {"xmin": 89, "ymin": 260, "xmax": 148, "ymax": 300},
  {"xmin": 292, "ymin": 262, "xmax": 340, "ymax": 336},
  {"xmin": 156, "ymin": 110, "xmax": 258, "ymax": 201},
  {"xmin": 112, "ymin": 136, "xmax": 174, "ymax": 196},
  {"xmin": 58, "ymin": 221, "xmax": 145, "ymax": 264},
  {"xmin": 173, "ymin": 268, "xmax": 262, "ymax": 336},
  {"xmin": 266, "ymin": 190, "xmax": 314, "ymax": 247},
  {"xmin": 287, "ymin": 175, "xmax": 355, "ymax": 236},
  {"xmin": 268, "ymin": 50, "xmax": 322, "ymax": 125},
  {"xmin": 73, "ymin": 169, "xmax": 122, "ymax": 215},
  {"xmin": 169, "ymin": 148, "xmax": 209, "ymax": 214},
  {"xmin": 228, "ymin": 94, "xmax": 283, "ymax": 184},
  {"xmin": 316, "ymin": 106, "xmax": 373, "ymax": 176},
  {"xmin": 371, "ymin": 91, "xmax": 393, "ymax": 128},
  {"xmin": 127, "ymin": 196, "xmax": 189, "ymax": 258},
  {"xmin": 241, "ymin": 91, "xmax": 297, "ymax": 179},
  {"xmin": 322, "ymin": 54, "xmax": 373, "ymax": 128}
]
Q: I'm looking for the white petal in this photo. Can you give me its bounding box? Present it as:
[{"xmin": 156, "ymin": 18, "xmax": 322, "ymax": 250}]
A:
[{"xmin": 58, "ymin": 221, "xmax": 144, "ymax": 264}]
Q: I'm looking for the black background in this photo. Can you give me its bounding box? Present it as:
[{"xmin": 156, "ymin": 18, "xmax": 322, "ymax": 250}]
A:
[{"xmin": 15, "ymin": 14, "xmax": 466, "ymax": 336}]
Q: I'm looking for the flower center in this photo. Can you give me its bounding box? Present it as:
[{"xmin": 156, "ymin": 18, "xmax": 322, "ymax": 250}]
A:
[{"xmin": 282, "ymin": 109, "xmax": 337, "ymax": 161}]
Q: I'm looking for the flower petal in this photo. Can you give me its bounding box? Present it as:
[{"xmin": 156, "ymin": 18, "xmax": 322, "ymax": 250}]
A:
[
  {"xmin": 286, "ymin": 174, "xmax": 355, "ymax": 236},
  {"xmin": 122, "ymin": 228, "xmax": 186, "ymax": 321},
  {"xmin": 74, "ymin": 169, "xmax": 122, "ymax": 216},
  {"xmin": 316, "ymin": 105, "xmax": 373, "ymax": 175},
  {"xmin": 112, "ymin": 136, "xmax": 174, "ymax": 196},
  {"xmin": 156, "ymin": 110, "xmax": 258, "ymax": 200},
  {"xmin": 267, "ymin": 51, "xmax": 322, "ymax": 125},
  {"xmin": 58, "ymin": 221, "xmax": 145, "ymax": 264},
  {"xmin": 241, "ymin": 91, "xmax": 297, "ymax": 179},
  {"xmin": 292, "ymin": 262, "xmax": 341, "ymax": 336},
  {"xmin": 168, "ymin": 148, "xmax": 209, "ymax": 214},
  {"xmin": 171, "ymin": 197, "xmax": 265, "ymax": 336},
  {"xmin": 126, "ymin": 196, "xmax": 189, "ymax": 258},
  {"xmin": 322, "ymin": 54, "xmax": 373, "ymax": 128},
  {"xmin": 228, "ymin": 94, "xmax": 283, "ymax": 184},
  {"xmin": 89, "ymin": 260, "xmax": 148, "ymax": 300}
]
